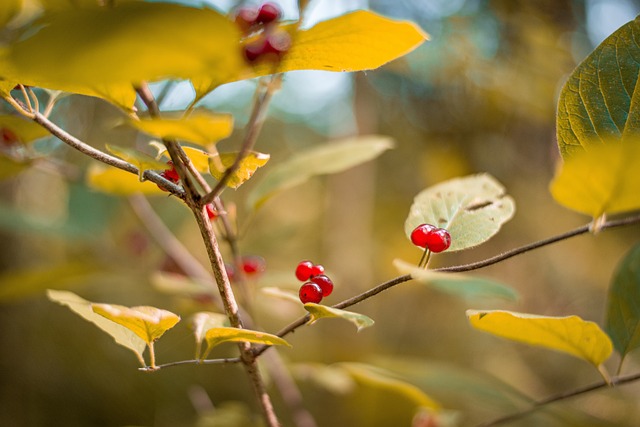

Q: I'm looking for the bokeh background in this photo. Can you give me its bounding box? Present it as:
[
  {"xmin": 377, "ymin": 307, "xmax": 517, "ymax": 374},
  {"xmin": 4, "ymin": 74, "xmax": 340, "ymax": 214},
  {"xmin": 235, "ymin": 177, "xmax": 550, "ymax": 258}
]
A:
[{"xmin": 1, "ymin": 0, "xmax": 640, "ymax": 426}]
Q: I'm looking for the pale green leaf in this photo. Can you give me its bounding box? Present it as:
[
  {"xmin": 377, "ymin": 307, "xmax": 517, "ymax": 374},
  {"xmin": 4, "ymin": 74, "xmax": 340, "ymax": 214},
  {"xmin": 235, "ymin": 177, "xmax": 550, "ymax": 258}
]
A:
[
  {"xmin": 92, "ymin": 304, "xmax": 180, "ymax": 345},
  {"xmin": 405, "ymin": 173, "xmax": 515, "ymax": 252},
  {"xmin": 550, "ymin": 140, "xmax": 640, "ymax": 218},
  {"xmin": 150, "ymin": 271, "xmax": 215, "ymax": 297},
  {"xmin": 209, "ymin": 151, "xmax": 270, "ymax": 189},
  {"xmin": 556, "ymin": 16, "xmax": 640, "ymax": 158},
  {"xmin": 106, "ymin": 144, "xmax": 168, "ymax": 180},
  {"xmin": 46, "ymin": 289, "xmax": 147, "ymax": 365},
  {"xmin": 606, "ymin": 243, "xmax": 640, "ymax": 361},
  {"xmin": 466, "ymin": 310, "xmax": 613, "ymax": 368},
  {"xmin": 393, "ymin": 259, "xmax": 518, "ymax": 301},
  {"xmin": 86, "ymin": 163, "xmax": 168, "ymax": 196},
  {"xmin": 247, "ymin": 135, "xmax": 394, "ymax": 209},
  {"xmin": 202, "ymin": 327, "xmax": 290, "ymax": 359},
  {"xmin": 304, "ymin": 303, "xmax": 374, "ymax": 332},
  {"xmin": 190, "ymin": 311, "xmax": 229, "ymax": 359},
  {"xmin": 261, "ymin": 286, "xmax": 301, "ymax": 304},
  {"xmin": 130, "ymin": 111, "xmax": 233, "ymax": 147}
]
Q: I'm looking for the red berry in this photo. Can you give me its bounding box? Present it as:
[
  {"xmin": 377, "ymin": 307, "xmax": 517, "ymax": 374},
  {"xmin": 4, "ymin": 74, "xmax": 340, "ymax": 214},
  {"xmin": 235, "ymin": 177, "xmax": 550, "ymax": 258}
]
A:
[
  {"xmin": 310, "ymin": 274, "xmax": 333, "ymax": 297},
  {"xmin": 163, "ymin": 161, "xmax": 180, "ymax": 182},
  {"xmin": 410, "ymin": 224, "xmax": 437, "ymax": 248},
  {"xmin": 309, "ymin": 264, "xmax": 324, "ymax": 277},
  {"xmin": 264, "ymin": 31, "xmax": 291, "ymax": 56},
  {"xmin": 0, "ymin": 128, "xmax": 19, "ymax": 146},
  {"xmin": 205, "ymin": 203, "xmax": 218, "ymax": 220},
  {"xmin": 299, "ymin": 282, "xmax": 323, "ymax": 304},
  {"xmin": 235, "ymin": 6, "xmax": 259, "ymax": 31},
  {"xmin": 242, "ymin": 255, "xmax": 266, "ymax": 275},
  {"xmin": 243, "ymin": 38, "xmax": 267, "ymax": 63},
  {"xmin": 295, "ymin": 260, "xmax": 314, "ymax": 281},
  {"xmin": 425, "ymin": 228, "xmax": 451, "ymax": 253},
  {"xmin": 256, "ymin": 2, "xmax": 281, "ymax": 24}
]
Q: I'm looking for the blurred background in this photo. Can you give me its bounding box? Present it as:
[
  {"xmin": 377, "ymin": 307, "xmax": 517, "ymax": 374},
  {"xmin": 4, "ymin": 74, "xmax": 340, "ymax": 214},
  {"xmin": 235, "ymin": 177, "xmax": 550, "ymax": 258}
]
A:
[{"xmin": 1, "ymin": 0, "xmax": 640, "ymax": 426}]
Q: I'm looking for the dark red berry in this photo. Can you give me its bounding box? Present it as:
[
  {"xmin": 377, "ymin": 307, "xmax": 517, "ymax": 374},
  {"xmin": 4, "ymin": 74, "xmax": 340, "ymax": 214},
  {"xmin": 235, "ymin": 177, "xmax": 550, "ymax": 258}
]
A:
[
  {"xmin": 235, "ymin": 6, "xmax": 259, "ymax": 31},
  {"xmin": 256, "ymin": 2, "xmax": 281, "ymax": 24},
  {"xmin": 309, "ymin": 264, "xmax": 324, "ymax": 277},
  {"xmin": 263, "ymin": 31, "xmax": 291, "ymax": 56},
  {"xmin": 242, "ymin": 255, "xmax": 266, "ymax": 275},
  {"xmin": 299, "ymin": 282, "xmax": 323, "ymax": 304},
  {"xmin": 243, "ymin": 38, "xmax": 267, "ymax": 63},
  {"xmin": 163, "ymin": 161, "xmax": 180, "ymax": 182},
  {"xmin": 205, "ymin": 203, "xmax": 218, "ymax": 220},
  {"xmin": 425, "ymin": 228, "xmax": 451, "ymax": 253},
  {"xmin": 410, "ymin": 224, "xmax": 437, "ymax": 248},
  {"xmin": 310, "ymin": 274, "xmax": 333, "ymax": 297},
  {"xmin": 295, "ymin": 260, "xmax": 314, "ymax": 281}
]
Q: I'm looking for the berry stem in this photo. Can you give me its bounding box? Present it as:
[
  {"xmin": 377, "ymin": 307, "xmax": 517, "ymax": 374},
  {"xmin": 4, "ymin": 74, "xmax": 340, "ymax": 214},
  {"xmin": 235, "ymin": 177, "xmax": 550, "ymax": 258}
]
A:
[{"xmin": 418, "ymin": 247, "xmax": 431, "ymax": 269}]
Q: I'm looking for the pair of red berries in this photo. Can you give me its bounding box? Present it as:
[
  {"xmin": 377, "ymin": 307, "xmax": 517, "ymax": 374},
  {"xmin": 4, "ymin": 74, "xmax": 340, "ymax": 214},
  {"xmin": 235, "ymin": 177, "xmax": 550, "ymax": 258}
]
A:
[
  {"xmin": 410, "ymin": 224, "xmax": 452, "ymax": 253},
  {"xmin": 295, "ymin": 260, "xmax": 334, "ymax": 304},
  {"xmin": 235, "ymin": 2, "xmax": 291, "ymax": 64}
]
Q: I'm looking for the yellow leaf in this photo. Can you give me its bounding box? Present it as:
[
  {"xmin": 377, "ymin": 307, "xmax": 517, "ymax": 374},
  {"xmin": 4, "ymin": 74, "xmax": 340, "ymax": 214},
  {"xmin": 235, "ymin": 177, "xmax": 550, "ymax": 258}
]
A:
[
  {"xmin": 190, "ymin": 312, "xmax": 229, "ymax": 359},
  {"xmin": 0, "ymin": 155, "xmax": 29, "ymax": 179},
  {"xmin": 0, "ymin": 0, "xmax": 21, "ymax": 29},
  {"xmin": 466, "ymin": 310, "xmax": 613, "ymax": 368},
  {"xmin": 106, "ymin": 144, "xmax": 168, "ymax": 179},
  {"xmin": 209, "ymin": 151, "xmax": 270, "ymax": 189},
  {"xmin": 154, "ymin": 145, "xmax": 212, "ymax": 173},
  {"xmin": 550, "ymin": 141, "xmax": 640, "ymax": 218},
  {"xmin": 0, "ymin": 115, "xmax": 49, "ymax": 144},
  {"xmin": 92, "ymin": 303, "xmax": 180, "ymax": 345},
  {"xmin": 304, "ymin": 303, "xmax": 374, "ymax": 332},
  {"xmin": 201, "ymin": 327, "xmax": 290, "ymax": 359},
  {"xmin": 194, "ymin": 10, "xmax": 428, "ymax": 97},
  {"xmin": 130, "ymin": 111, "xmax": 233, "ymax": 147},
  {"xmin": 86, "ymin": 163, "xmax": 168, "ymax": 196}
]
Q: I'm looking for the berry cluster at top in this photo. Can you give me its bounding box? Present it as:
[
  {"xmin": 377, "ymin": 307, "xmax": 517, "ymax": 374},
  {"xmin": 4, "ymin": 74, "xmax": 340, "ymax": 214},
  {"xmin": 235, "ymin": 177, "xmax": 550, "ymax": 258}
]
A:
[
  {"xmin": 234, "ymin": 2, "xmax": 291, "ymax": 64},
  {"xmin": 295, "ymin": 260, "xmax": 334, "ymax": 304},
  {"xmin": 410, "ymin": 224, "xmax": 452, "ymax": 253}
]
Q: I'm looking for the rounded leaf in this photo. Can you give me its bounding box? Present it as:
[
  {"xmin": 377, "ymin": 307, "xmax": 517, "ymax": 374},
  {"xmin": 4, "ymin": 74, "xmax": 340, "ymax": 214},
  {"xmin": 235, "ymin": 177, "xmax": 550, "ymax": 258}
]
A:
[
  {"xmin": 92, "ymin": 304, "xmax": 180, "ymax": 345},
  {"xmin": 304, "ymin": 303, "xmax": 374, "ymax": 332}
]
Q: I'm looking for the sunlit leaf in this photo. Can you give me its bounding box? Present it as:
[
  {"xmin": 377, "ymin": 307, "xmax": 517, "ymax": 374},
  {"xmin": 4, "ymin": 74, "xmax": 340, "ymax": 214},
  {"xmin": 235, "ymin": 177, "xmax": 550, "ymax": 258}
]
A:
[
  {"xmin": 340, "ymin": 363, "xmax": 441, "ymax": 411},
  {"xmin": 209, "ymin": 151, "xmax": 270, "ymax": 189},
  {"xmin": 261, "ymin": 286, "xmax": 301, "ymax": 304},
  {"xmin": 106, "ymin": 144, "xmax": 168, "ymax": 180},
  {"xmin": 190, "ymin": 311, "xmax": 229, "ymax": 359},
  {"xmin": 606, "ymin": 243, "xmax": 640, "ymax": 362},
  {"xmin": 0, "ymin": 80, "xmax": 17, "ymax": 97},
  {"xmin": 393, "ymin": 259, "xmax": 518, "ymax": 301},
  {"xmin": 550, "ymin": 140, "xmax": 640, "ymax": 218},
  {"xmin": 194, "ymin": 10, "xmax": 428, "ymax": 97},
  {"xmin": 0, "ymin": 115, "xmax": 50, "ymax": 144},
  {"xmin": 405, "ymin": 174, "xmax": 515, "ymax": 252},
  {"xmin": 304, "ymin": 303, "xmax": 374, "ymax": 332},
  {"xmin": 154, "ymin": 145, "xmax": 212, "ymax": 173},
  {"xmin": 247, "ymin": 135, "xmax": 394, "ymax": 209},
  {"xmin": 466, "ymin": 310, "xmax": 613, "ymax": 368},
  {"xmin": 86, "ymin": 163, "xmax": 168, "ymax": 196},
  {"xmin": 0, "ymin": 156, "xmax": 29, "ymax": 179},
  {"xmin": 130, "ymin": 111, "xmax": 233, "ymax": 147},
  {"xmin": 46, "ymin": 289, "xmax": 146, "ymax": 366},
  {"xmin": 0, "ymin": 2, "xmax": 242, "ymax": 108},
  {"xmin": 92, "ymin": 304, "xmax": 180, "ymax": 345},
  {"xmin": 201, "ymin": 327, "xmax": 290, "ymax": 359},
  {"xmin": 556, "ymin": 17, "xmax": 640, "ymax": 158}
]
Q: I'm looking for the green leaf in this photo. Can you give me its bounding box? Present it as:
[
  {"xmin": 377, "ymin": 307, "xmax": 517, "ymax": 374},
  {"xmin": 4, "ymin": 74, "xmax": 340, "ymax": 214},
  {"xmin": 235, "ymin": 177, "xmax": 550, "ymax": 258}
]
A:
[
  {"xmin": 201, "ymin": 327, "xmax": 290, "ymax": 360},
  {"xmin": 304, "ymin": 303, "xmax": 374, "ymax": 332},
  {"xmin": 0, "ymin": 115, "xmax": 50, "ymax": 144},
  {"xmin": 393, "ymin": 259, "xmax": 518, "ymax": 301},
  {"xmin": 340, "ymin": 363, "xmax": 441, "ymax": 411},
  {"xmin": 549, "ymin": 140, "xmax": 640, "ymax": 218},
  {"xmin": 247, "ymin": 135, "xmax": 394, "ymax": 209},
  {"xmin": 556, "ymin": 17, "xmax": 640, "ymax": 158},
  {"xmin": 261, "ymin": 286, "xmax": 301, "ymax": 304},
  {"xmin": 404, "ymin": 173, "xmax": 515, "ymax": 252},
  {"xmin": 466, "ymin": 310, "xmax": 613, "ymax": 368},
  {"xmin": 130, "ymin": 111, "xmax": 233, "ymax": 147},
  {"xmin": 1, "ymin": 2, "xmax": 242, "ymax": 108},
  {"xmin": 92, "ymin": 304, "xmax": 180, "ymax": 345},
  {"xmin": 46, "ymin": 290, "xmax": 147, "ymax": 366},
  {"xmin": 190, "ymin": 312, "xmax": 229, "ymax": 359},
  {"xmin": 106, "ymin": 144, "xmax": 168, "ymax": 180},
  {"xmin": 86, "ymin": 163, "xmax": 168, "ymax": 196},
  {"xmin": 209, "ymin": 151, "xmax": 270, "ymax": 189},
  {"xmin": 605, "ymin": 243, "xmax": 640, "ymax": 362}
]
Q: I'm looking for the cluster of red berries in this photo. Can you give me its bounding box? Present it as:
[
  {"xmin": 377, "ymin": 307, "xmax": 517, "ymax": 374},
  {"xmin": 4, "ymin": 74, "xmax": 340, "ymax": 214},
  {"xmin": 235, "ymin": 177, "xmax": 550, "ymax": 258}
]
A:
[
  {"xmin": 410, "ymin": 224, "xmax": 452, "ymax": 253},
  {"xmin": 295, "ymin": 260, "xmax": 334, "ymax": 304},
  {"xmin": 156, "ymin": 161, "xmax": 219, "ymax": 219},
  {"xmin": 234, "ymin": 2, "xmax": 291, "ymax": 64}
]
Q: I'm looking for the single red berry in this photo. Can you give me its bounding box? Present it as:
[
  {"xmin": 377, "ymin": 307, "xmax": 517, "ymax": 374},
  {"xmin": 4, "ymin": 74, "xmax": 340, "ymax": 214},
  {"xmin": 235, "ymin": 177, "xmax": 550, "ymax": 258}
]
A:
[
  {"xmin": 256, "ymin": 2, "xmax": 281, "ymax": 24},
  {"xmin": 295, "ymin": 260, "xmax": 314, "ymax": 281},
  {"xmin": 299, "ymin": 282, "xmax": 323, "ymax": 304},
  {"xmin": 234, "ymin": 6, "xmax": 259, "ymax": 31},
  {"xmin": 309, "ymin": 264, "xmax": 324, "ymax": 278},
  {"xmin": 243, "ymin": 38, "xmax": 267, "ymax": 63},
  {"xmin": 242, "ymin": 255, "xmax": 266, "ymax": 275},
  {"xmin": 310, "ymin": 274, "xmax": 333, "ymax": 297},
  {"xmin": 425, "ymin": 228, "xmax": 452, "ymax": 253},
  {"xmin": 205, "ymin": 203, "xmax": 218, "ymax": 220},
  {"xmin": 410, "ymin": 223, "xmax": 437, "ymax": 248},
  {"xmin": 0, "ymin": 128, "xmax": 19, "ymax": 146},
  {"xmin": 163, "ymin": 161, "xmax": 180, "ymax": 182},
  {"xmin": 263, "ymin": 31, "xmax": 291, "ymax": 56}
]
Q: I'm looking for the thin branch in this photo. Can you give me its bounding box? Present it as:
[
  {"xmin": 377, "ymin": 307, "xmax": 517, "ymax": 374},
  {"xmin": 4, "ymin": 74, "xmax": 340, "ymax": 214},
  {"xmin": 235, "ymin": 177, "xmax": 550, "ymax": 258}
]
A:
[
  {"xmin": 139, "ymin": 356, "xmax": 242, "ymax": 371},
  {"xmin": 474, "ymin": 371, "xmax": 640, "ymax": 427}
]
